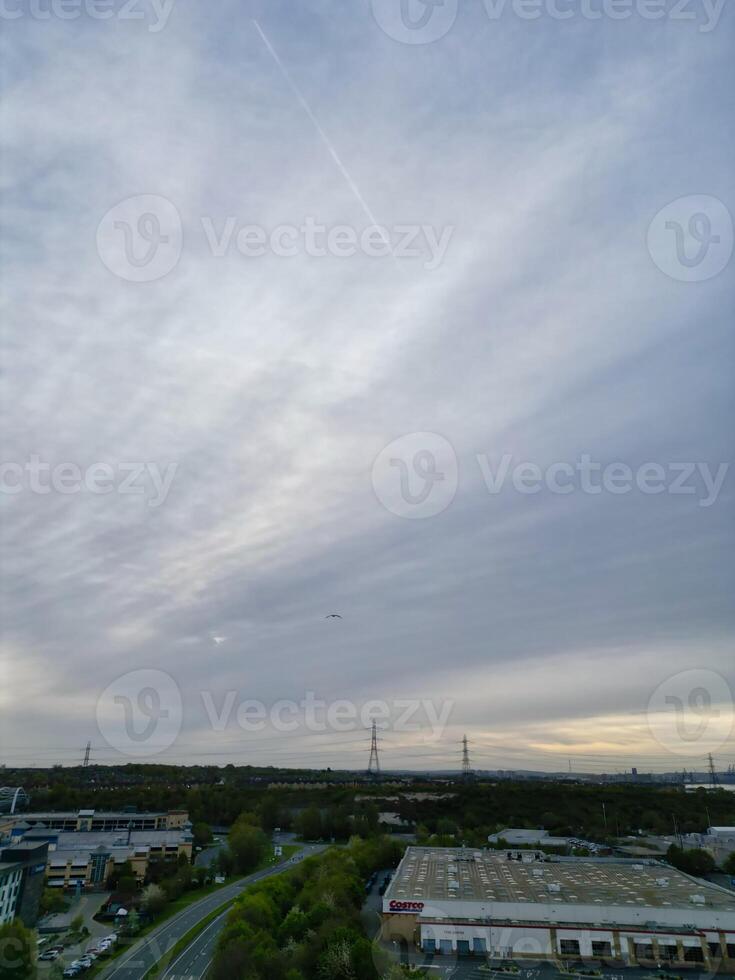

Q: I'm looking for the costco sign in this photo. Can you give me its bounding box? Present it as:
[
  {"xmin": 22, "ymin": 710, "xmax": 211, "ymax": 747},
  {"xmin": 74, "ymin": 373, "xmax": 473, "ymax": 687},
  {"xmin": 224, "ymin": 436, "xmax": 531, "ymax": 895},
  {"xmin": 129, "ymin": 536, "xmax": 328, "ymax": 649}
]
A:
[{"xmin": 389, "ymin": 900, "xmax": 425, "ymax": 913}]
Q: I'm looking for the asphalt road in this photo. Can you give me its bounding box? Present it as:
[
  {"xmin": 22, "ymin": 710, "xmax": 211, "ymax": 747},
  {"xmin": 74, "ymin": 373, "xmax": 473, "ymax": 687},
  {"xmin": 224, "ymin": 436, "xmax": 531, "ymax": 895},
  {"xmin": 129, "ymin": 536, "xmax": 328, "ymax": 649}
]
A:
[{"xmin": 101, "ymin": 845, "xmax": 325, "ymax": 980}]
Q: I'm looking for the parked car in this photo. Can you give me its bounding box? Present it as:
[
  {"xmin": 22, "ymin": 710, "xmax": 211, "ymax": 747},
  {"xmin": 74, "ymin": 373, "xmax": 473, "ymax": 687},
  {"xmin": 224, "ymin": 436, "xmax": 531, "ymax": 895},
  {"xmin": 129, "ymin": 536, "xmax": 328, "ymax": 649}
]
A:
[
  {"xmin": 63, "ymin": 968, "xmax": 82, "ymax": 978},
  {"xmin": 39, "ymin": 949, "xmax": 60, "ymax": 961}
]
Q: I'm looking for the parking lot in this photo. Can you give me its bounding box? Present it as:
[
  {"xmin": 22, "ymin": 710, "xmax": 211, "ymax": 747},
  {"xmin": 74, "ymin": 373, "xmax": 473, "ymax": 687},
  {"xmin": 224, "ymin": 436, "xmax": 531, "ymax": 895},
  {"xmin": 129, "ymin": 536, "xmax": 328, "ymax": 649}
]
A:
[{"xmin": 37, "ymin": 929, "xmax": 119, "ymax": 976}]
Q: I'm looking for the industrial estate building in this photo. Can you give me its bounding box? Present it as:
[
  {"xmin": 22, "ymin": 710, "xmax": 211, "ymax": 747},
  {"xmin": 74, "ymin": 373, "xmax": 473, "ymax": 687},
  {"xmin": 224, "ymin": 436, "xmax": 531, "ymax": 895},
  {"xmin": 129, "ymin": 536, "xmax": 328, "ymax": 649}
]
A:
[
  {"xmin": 0, "ymin": 860, "xmax": 23, "ymax": 926},
  {"xmin": 10, "ymin": 807, "xmax": 189, "ymax": 833},
  {"xmin": 39, "ymin": 829, "xmax": 193, "ymax": 889},
  {"xmin": 0, "ymin": 842, "xmax": 49, "ymax": 926},
  {"xmin": 1, "ymin": 809, "xmax": 193, "ymax": 892},
  {"xmin": 381, "ymin": 847, "xmax": 735, "ymax": 970}
]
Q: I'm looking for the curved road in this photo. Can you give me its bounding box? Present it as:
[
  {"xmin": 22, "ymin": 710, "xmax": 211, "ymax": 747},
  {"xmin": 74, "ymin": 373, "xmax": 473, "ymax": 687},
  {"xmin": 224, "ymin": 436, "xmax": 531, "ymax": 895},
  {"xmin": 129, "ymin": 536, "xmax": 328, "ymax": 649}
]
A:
[{"xmin": 101, "ymin": 845, "xmax": 326, "ymax": 980}]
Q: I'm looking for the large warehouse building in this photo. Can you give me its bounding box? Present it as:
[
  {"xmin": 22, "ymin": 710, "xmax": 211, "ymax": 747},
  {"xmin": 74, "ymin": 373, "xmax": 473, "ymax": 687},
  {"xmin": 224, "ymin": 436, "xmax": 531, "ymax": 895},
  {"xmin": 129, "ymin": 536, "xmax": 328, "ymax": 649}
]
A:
[{"xmin": 381, "ymin": 847, "xmax": 735, "ymax": 970}]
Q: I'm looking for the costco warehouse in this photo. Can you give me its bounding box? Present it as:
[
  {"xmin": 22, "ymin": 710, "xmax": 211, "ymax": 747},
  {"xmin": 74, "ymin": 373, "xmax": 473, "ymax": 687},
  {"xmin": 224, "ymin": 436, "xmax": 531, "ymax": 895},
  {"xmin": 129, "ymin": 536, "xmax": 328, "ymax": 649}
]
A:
[{"xmin": 380, "ymin": 847, "xmax": 735, "ymax": 970}]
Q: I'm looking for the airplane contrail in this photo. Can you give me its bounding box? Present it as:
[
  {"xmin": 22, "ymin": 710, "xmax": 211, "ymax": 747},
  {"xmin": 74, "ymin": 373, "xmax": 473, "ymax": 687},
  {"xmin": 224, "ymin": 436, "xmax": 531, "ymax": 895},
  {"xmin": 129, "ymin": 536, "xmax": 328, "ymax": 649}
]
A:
[{"xmin": 252, "ymin": 20, "xmax": 392, "ymax": 251}]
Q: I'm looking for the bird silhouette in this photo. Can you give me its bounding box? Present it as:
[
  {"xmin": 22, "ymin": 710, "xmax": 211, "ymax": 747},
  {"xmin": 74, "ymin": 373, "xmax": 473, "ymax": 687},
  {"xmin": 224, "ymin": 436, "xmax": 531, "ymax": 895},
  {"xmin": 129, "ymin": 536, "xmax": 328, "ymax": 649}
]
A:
[{"xmin": 325, "ymin": 614, "xmax": 342, "ymax": 619}]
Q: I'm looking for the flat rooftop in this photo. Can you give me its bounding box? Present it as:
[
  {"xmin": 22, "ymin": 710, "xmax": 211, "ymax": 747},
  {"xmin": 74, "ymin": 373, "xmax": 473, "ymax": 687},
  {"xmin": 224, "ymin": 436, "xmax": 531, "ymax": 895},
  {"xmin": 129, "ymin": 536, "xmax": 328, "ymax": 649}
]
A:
[
  {"xmin": 53, "ymin": 830, "xmax": 189, "ymax": 849},
  {"xmin": 21, "ymin": 811, "xmax": 167, "ymax": 820},
  {"xmin": 386, "ymin": 847, "xmax": 735, "ymax": 911}
]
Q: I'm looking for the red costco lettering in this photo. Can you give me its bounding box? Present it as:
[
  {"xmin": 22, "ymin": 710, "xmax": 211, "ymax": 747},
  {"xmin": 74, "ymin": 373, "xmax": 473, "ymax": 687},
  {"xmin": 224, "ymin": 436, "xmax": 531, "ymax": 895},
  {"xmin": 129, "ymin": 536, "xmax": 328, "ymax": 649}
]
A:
[{"xmin": 389, "ymin": 900, "xmax": 425, "ymax": 912}]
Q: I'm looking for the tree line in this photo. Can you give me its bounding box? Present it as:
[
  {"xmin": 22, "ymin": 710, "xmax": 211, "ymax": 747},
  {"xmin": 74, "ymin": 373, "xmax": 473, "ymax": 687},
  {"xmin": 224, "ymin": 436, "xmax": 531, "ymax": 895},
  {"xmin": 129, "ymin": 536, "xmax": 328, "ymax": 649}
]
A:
[{"xmin": 211, "ymin": 836, "xmax": 405, "ymax": 980}]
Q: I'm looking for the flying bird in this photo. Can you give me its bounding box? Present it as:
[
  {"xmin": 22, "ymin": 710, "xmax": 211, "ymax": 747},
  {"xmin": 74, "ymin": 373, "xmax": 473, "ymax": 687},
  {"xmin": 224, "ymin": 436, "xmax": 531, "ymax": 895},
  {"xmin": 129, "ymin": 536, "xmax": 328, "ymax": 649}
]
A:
[
  {"xmin": 211, "ymin": 635, "xmax": 228, "ymax": 645},
  {"xmin": 325, "ymin": 614, "xmax": 342, "ymax": 619}
]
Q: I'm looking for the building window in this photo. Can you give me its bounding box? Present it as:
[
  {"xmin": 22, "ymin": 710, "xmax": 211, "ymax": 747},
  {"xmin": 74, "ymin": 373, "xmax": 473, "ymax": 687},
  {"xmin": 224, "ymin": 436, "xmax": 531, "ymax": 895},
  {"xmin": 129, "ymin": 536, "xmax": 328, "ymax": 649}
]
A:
[
  {"xmin": 684, "ymin": 947, "xmax": 704, "ymax": 963},
  {"xmin": 559, "ymin": 940, "xmax": 580, "ymax": 956},
  {"xmin": 634, "ymin": 944, "xmax": 654, "ymax": 961},
  {"xmin": 592, "ymin": 941, "xmax": 612, "ymax": 958},
  {"xmin": 708, "ymin": 943, "xmax": 722, "ymax": 959},
  {"xmin": 726, "ymin": 945, "xmax": 735, "ymax": 959},
  {"xmin": 658, "ymin": 945, "xmax": 677, "ymax": 961}
]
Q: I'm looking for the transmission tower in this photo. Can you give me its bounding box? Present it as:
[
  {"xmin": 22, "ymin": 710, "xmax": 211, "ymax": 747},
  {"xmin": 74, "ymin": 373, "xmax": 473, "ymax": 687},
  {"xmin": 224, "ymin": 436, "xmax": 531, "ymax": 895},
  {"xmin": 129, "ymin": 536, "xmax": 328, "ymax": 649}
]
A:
[
  {"xmin": 82, "ymin": 741, "xmax": 91, "ymax": 768},
  {"xmin": 367, "ymin": 721, "xmax": 381, "ymax": 776},
  {"xmin": 461, "ymin": 735, "xmax": 473, "ymax": 779},
  {"xmin": 708, "ymin": 753, "xmax": 718, "ymax": 786}
]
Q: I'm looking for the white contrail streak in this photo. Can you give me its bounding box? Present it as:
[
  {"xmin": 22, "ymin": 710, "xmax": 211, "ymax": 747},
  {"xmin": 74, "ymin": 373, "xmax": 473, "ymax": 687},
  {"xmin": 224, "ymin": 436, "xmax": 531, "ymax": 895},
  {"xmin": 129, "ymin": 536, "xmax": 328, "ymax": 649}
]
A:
[{"xmin": 252, "ymin": 19, "xmax": 392, "ymax": 250}]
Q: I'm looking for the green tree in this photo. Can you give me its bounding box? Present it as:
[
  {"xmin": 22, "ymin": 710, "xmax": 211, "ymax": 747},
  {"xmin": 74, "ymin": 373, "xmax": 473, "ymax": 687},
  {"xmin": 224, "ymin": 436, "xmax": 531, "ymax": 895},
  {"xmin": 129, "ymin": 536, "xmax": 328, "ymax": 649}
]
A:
[
  {"xmin": 228, "ymin": 822, "xmax": 268, "ymax": 874},
  {"xmin": 107, "ymin": 859, "xmax": 135, "ymax": 890},
  {"xmin": 259, "ymin": 794, "xmax": 280, "ymax": 833},
  {"xmin": 0, "ymin": 920, "xmax": 37, "ymax": 980},
  {"xmin": 193, "ymin": 821, "xmax": 213, "ymax": 850},
  {"xmin": 141, "ymin": 883, "xmax": 168, "ymax": 917},
  {"xmin": 666, "ymin": 844, "xmax": 716, "ymax": 876},
  {"xmin": 722, "ymin": 852, "xmax": 735, "ymax": 875},
  {"xmin": 127, "ymin": 909, "xmax": 141, "ymax": 935},
  {"xmin": 297, "ymin": 806, "xmax": 323, "ymax": 841},
  {"xmin": 49, "ymin": 962, "xmax": 65, "ymax": 980},
  {"xmin": 39, "ymin": 887, "xmax": 67, "ymax": 915}
]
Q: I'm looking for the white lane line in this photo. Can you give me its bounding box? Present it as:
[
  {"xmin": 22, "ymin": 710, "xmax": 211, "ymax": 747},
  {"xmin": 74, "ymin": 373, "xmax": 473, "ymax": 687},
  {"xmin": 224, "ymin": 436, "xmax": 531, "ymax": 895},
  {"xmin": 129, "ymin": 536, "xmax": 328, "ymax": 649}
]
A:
[
  {"xmin": 104, "ymin": 883, "xmax": 243, "ymax": 978},
  {"xmin": 161, "ymin": 909, "xmax": 230, "ymax": 980}
]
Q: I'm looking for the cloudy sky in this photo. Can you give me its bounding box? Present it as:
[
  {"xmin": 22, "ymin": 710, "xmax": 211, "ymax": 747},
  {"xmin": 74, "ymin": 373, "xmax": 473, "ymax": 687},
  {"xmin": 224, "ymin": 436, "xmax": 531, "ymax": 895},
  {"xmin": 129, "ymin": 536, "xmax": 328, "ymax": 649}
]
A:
[{"xmin": 1, "ymin": 0, "xmax": 733, "ymax": 773}]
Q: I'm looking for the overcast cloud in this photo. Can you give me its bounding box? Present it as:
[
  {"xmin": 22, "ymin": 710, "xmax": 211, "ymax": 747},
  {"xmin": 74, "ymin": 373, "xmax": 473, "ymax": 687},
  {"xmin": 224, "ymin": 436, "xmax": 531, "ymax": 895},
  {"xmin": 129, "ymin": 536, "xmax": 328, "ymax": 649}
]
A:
[{"xmin": 1, "ymin": 0, "xmax": 733, "ymax": 772}]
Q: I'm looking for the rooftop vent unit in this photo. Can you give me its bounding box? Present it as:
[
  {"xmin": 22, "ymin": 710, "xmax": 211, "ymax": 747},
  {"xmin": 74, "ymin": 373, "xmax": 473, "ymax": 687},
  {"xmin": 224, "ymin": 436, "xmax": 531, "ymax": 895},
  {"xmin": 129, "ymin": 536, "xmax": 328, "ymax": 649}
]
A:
[
  {"xmin": 547, "ymin": 883, "xmax": 562, "ymax": 893},
  {"xmin": 689, "ymin": 894, "xmax": 706, "ymax": 905},
  {"xmin": 656, "ymin": 878, "xmax": 670, "ymax": 887}
]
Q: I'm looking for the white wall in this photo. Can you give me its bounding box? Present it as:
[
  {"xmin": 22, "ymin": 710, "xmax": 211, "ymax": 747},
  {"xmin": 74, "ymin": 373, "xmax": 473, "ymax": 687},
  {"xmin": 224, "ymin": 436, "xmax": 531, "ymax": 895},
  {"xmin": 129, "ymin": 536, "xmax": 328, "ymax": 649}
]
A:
[{"xmin": 384, "ymin": 895, "xmax": 735, "ymax": 933}]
